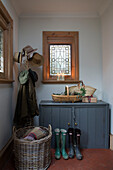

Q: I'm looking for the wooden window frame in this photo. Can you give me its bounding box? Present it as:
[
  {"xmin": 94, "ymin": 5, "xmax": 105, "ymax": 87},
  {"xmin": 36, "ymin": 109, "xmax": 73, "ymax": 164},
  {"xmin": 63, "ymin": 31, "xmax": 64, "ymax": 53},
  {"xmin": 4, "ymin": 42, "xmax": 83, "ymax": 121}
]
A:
[
  {"xmin": 0, "ymin": 1, "xmax": 13, "ymax": 83},
  {"xmin": 43, "ymin": 31, "xmax": 79, "ymax": 84}
]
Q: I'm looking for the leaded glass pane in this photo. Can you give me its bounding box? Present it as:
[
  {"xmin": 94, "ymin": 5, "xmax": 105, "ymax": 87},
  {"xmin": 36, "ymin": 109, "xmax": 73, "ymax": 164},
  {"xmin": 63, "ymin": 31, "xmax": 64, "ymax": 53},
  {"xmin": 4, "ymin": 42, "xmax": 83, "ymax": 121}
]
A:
[
  {"xmin": 50, "ymin": 45, "xmax": 71, "ymax": 76},
  {"xmin": 0, "ymin": 27, "xmax": 4, "ymax": 73}
]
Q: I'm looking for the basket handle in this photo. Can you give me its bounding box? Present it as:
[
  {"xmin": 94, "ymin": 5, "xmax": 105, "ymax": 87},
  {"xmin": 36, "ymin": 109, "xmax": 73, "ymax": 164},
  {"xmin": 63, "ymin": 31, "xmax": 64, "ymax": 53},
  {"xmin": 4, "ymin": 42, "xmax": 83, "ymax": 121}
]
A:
[
  {"xmin": 48, "ymin": 124, "xmax": 52, "ymax": 133},
  {"xmin": 66, "ymin": 86, "xmax": 69, "ymax": 96},
  {"xmin": 13, "ymin": 126, "xmax": 16, "ymax": 134},
  {"xmin": 78, "ymin": 80, "xmax": 84, "ymax": 86}
]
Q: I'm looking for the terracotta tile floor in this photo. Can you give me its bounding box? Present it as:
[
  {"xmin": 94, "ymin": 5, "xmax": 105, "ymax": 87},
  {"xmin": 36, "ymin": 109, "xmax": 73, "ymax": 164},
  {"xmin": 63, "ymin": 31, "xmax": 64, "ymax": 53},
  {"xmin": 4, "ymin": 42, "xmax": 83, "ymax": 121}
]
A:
[{"xmin": 3, "ymin": 149, "xmax": 113, "ymax": 170}]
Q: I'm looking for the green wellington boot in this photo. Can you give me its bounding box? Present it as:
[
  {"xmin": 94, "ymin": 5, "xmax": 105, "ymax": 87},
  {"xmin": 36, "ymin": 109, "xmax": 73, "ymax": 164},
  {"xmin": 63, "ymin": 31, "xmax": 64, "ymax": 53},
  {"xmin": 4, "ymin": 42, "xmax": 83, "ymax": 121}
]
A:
[
  {"xmin": 54, "ymin": 128, "xmax": 61, "ymax": 159},
  {"xmin": 61, "ymin": 129, "xmax": 68, "ymax": 160}
]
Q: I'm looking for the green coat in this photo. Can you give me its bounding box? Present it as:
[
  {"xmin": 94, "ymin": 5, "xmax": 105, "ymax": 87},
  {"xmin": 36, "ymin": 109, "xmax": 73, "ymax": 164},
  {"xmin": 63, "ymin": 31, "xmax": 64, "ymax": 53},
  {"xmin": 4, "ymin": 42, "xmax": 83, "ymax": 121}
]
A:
[{"xmin": 14, "ymin": 70, "xmax": 39, "ymax": 128}]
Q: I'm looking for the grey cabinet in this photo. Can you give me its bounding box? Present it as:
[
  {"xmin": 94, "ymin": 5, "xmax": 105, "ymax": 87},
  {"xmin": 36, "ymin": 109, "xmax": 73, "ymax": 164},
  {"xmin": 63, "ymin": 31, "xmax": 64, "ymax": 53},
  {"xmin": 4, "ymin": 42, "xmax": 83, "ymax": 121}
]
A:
[{"xmin": 39, "ymin": 100, "xmax": 110, "ymax": 149}]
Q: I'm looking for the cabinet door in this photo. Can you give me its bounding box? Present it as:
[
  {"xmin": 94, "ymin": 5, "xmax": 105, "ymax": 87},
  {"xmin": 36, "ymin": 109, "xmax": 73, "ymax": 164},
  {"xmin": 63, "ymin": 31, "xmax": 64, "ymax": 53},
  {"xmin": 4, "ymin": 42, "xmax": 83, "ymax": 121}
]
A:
[{"xmin": 75, "ymin": 106, "xmax": 107, "ymax": 148}]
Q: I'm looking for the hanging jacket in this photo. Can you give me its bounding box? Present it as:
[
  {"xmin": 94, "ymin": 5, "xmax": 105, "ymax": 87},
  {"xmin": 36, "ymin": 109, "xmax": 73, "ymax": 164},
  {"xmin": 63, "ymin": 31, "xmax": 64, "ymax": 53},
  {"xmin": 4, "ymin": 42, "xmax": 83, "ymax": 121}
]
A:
[{"xmin": 13, "ymin": 69, "xmax": 39, "ymax": 128}]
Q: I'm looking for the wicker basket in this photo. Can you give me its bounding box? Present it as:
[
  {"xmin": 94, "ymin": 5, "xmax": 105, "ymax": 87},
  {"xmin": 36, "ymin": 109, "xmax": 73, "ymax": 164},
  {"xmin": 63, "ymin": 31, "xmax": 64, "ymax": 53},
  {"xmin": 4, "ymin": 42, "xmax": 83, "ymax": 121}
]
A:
[
  {"xmin": 52, "ymin": 94, "xmax": 81, "ymax": 102},
  {"xmin": 52, "ymin": 85, "xmax": 81, "ymax": 102},
  {"xmin": 69, "ymin": 85, "xmax": 96, "ymax": 96},
  {"xmin": 13, "ymin": 125, "xmax": 52, "ymax": 170}
]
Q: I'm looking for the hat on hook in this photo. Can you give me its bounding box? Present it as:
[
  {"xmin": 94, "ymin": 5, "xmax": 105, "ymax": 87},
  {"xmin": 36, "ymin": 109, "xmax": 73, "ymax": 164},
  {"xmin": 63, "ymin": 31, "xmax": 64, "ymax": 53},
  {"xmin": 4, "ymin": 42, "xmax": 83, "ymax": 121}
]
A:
[
  {"xmin": 13, "ymin": 52, "xmax": 22, "ymax": 63},
  {"xmin": 22, "ymin": 45, "xmax": 37, "ymax": 57},
  {"xmin": 28, "ymin": 52, "xmax": 43, "ymax": 67}
]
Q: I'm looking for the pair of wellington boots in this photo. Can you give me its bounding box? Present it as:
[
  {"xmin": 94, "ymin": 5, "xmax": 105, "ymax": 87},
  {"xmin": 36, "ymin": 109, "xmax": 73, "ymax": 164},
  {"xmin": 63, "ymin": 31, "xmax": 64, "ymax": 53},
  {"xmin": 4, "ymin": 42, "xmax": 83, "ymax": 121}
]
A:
[
  {"xmin": 54, "ymin": 128, "xmax": 68, "ymax": 160},
  {"xmin": 68, "ymin": 128, "xmax": 83, "ymax": 160}
]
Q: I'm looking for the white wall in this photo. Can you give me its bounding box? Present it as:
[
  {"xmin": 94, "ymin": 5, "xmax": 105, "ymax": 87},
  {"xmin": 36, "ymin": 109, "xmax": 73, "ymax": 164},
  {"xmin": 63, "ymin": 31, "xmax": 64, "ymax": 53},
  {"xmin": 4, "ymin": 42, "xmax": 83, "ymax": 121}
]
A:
[
  {"xmin": 19, "ymin": 17, "xmax": 102, "ymax": 107},
  {"xmin": 101, "ymin": 1, "xmax": 113, "ymax": 134},
  {"xmin": 0, "ymin": 0, "xmax": 19, "ymax": 150}
]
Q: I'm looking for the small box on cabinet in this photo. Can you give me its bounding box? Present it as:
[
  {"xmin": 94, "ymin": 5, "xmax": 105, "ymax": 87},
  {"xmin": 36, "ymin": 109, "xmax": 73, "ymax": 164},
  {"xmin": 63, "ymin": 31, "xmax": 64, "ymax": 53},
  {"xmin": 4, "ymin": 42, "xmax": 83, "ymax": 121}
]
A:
[{"xmin": 82, "ymin": 96, "xmax": 97, "ymax": 103}]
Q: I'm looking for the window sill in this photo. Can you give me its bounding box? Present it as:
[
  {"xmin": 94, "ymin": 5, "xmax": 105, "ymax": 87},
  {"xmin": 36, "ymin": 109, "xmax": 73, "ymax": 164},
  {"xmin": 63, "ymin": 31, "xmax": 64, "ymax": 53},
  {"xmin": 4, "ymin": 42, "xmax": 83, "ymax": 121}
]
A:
[
  {"xmin": 0, "ymin": 79, "xmax": 14, "ymax": 84},
  {"xmin": 42, "ymin": 80, "xmax": 83, "ymax": 84}
]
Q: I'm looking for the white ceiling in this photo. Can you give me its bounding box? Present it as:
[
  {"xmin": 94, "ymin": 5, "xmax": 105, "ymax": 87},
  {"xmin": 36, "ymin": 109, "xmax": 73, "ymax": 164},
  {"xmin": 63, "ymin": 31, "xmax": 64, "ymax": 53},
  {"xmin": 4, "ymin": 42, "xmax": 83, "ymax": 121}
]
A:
[{"xmin": 11, "ymin": 0, "xmax": 113, "ymax": 17}]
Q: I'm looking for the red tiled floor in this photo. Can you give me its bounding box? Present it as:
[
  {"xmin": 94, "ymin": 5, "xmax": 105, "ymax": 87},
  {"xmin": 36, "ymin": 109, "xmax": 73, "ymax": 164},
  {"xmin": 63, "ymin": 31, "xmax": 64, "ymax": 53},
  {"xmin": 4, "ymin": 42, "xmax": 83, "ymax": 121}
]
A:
[
  {"xmin": 48, "ymin": 149, "xmax": 113, "ymax": 170},
  {"xmin": 3, "ymin": 149, "xmax": 113, "ymax": 170}
]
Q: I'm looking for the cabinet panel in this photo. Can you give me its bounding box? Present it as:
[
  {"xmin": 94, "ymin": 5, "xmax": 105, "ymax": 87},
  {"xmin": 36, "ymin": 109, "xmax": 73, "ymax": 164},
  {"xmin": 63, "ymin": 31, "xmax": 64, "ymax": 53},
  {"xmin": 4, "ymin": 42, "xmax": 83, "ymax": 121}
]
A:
[
  {"xmin": 51, "ymin": 107, "xmax": 60, "ymax": 130},
  {"xmin": 59, "ymin": 107, "xmax": 72, "ymax": 129},
  {"xmin": 88, "ymin": 107, "xmax": 106, "ymax": 148},
  {"xmin": 94, "ymin": 107, "xmax": 105, "ymax": 147},
  {"xmin": 51, "ymin": 107, "xmax": 60, "ymax": 147}
]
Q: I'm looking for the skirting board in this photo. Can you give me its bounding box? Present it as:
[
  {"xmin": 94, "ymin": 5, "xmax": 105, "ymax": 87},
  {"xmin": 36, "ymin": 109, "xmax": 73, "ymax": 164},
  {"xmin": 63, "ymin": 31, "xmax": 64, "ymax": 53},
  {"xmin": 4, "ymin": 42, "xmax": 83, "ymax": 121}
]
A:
[
  {"xmin": 0, "ymin": 137, "xmax": 13, "ymax": 170},
  {"xmin": 110, "ymin": 134, "xmax": 113, "ymax": 150}
]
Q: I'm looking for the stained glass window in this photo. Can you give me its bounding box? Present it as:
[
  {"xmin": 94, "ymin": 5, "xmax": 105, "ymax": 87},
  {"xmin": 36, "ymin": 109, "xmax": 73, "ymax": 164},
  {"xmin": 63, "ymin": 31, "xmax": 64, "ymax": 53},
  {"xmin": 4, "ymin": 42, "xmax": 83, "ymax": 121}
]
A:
[
  {"xmin": 50, "ymin": 45, "xmax": 71, "ymax": 76},
  {"xmin": 0, "ymin": 27, "xmax": 3, "ymax": 73}
]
